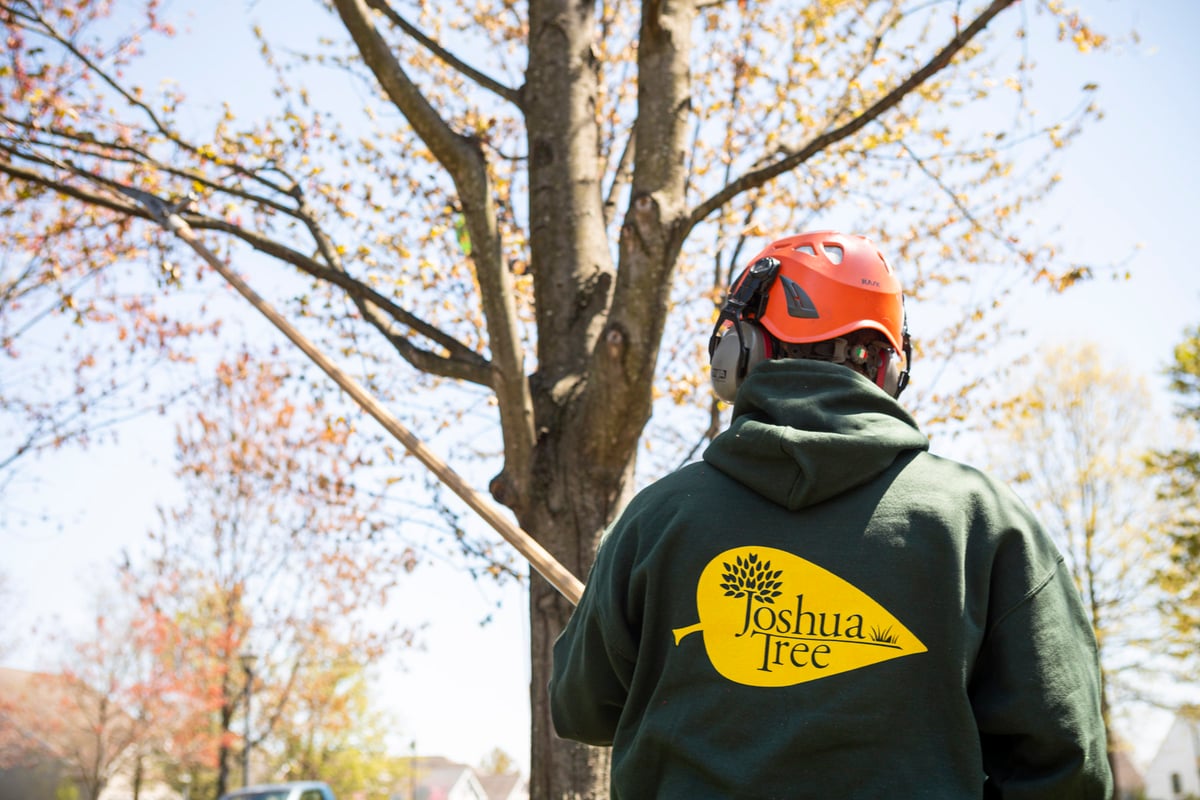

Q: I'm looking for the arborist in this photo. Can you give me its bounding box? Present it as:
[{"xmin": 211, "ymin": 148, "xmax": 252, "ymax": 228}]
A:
[{"xmin": 549, "ymin": 230, "xmax": 1112, "ymax": 798}]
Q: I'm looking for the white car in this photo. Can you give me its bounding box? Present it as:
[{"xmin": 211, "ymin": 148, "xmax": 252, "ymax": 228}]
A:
[{"xmin": 217, "ymin": 781, "xmax": 336, "ymax": 800}]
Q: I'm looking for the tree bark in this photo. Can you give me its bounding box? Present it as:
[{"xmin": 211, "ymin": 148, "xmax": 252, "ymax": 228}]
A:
[
  {"xmin": 522, "ymin": 0, "xmax": 619, "ymax": 794},
  {"xmin": 521, "ymin": 2, "xmax": 699, "ymax": 796}
]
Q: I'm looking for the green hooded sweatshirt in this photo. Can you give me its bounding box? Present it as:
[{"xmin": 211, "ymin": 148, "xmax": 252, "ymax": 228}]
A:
[{"xmin": 550, "ymin": 359, "xmax": 1111, "ymax": 799}]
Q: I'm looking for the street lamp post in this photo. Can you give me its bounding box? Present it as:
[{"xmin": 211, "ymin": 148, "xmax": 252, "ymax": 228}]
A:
[{"xmin": 239, "ymin": 651, "xmax": 257, "ymax": 788}]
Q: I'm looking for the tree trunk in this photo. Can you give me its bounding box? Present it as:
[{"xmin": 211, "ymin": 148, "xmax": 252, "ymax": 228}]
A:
[
  {"xmin": 217, "ymin": 697, "xmax": 234, "ymax": 797},
  {"xmin": 523, "ymin": 427, "xmax": 634, "ymax": 799},
  {"xmin": 529, "ymin": 575, "xmax": 611, "ymax": 799},
  {"xmin": 522, "ymin": 0, "xmax": 617, "ymax": 773},
  {"xmin": 519, "ymin": 2, "xmax": 697, "ymax": 796}
]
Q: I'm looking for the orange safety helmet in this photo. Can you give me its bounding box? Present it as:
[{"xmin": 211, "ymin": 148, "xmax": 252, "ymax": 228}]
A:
[
  {"xmin": 708, "ymin": 231, "xmax": 911, "ymax": 401},
  {"xmin": 751, "ymin": 231, "xmax": 906, "ymax": 351}
]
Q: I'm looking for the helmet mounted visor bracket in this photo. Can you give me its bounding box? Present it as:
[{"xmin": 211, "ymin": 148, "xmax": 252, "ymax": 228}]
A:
[
  {"xmin": 705, "ymin": 256, "xmax": 782, "ymax": 383},
  {"xmin": 707, "ymin": 256, "xmax": 782, "ymax": 375}
]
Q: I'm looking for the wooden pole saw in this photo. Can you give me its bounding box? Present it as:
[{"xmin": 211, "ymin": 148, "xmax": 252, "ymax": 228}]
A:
[{"xmin": 118, "ymin": 189, "xmax": 584, "ymax": 606}]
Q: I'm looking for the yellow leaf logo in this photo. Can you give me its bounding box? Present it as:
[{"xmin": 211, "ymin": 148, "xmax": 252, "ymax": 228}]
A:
[{"xmin": 672, "ymin": 547, "xmax": 926, "ymax": 687}]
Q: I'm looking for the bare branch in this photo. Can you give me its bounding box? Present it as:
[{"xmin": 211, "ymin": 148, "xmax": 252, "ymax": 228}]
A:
[
  {"xmin": 603, "ymin": 131, "xmax": 635, "ymax": 230},
  {"xmin": 0, "ymin": 115, "xmax": 301, "ymax": 219},
  {"xmin": 363, "ymin": 0, "xmax": 524, "ymax": 109},
  {"xmin": 0, "ymin": 154, "xmax": 147, "ymax": 217},
  {"xmin": 0, "ymin": 382, "xmax": 194, "ymax": 476},
  {"xmin": 678, "ymin": 0, "xmax": 1017, "ymax": 244},
  {"xmin": 0, "ymin": 1, "xmax": 292, "ymax": 197}
]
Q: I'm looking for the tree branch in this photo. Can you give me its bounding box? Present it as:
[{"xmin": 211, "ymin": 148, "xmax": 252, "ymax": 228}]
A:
[
  {"xmin": 0, "ymin": 114, "xmax": 302, "ymax": 219},
  {"xmin": 182, "ymin": 218, "xmax": 495, "ymax": 385},
  {"xmin": 603, "ymin": 130, "xmax": 635, "ymax": 230},
  {"xmin": 363, "ymin": 0, "xmax": 524, "ymax": 109},
  {"xmin": 0, "ymin": 155, "xmax": 494, "ymax": 386},
  {"xmin": 1, "ymin": 1, "xmax": 292, "ymax": 198},
  {"xmin": 332, "ymin": 0, "xmax": 486, "ymax": 179},
  {"xmin": 678, "ymin": 0, "xmax": 1017, "ymax": 244},
  {"xmin": 279, "ymin": 182, "xmax": 491, "ymax": 383},
  {"xmin": 333, "ymin": 0, "xmax": 535, "ymax": 496},
  {"xmin": 3, "ymin": 64, "xmax": 497, "ymax": 386}
]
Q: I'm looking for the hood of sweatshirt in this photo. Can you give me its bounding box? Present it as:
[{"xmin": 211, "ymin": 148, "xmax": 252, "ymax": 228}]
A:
[{"xmin": 702, "ymin": 359, "xmax": 929, "ymax": 510}]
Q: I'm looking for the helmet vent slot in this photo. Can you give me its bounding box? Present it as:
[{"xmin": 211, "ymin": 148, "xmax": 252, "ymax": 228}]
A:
[
  {"xmin": 824, "ymin": 244, "xmax": 844, "ymax": 264},
  {"xmin": 794, "ymin": 244, "xmax": 816, "ymax": 256}
]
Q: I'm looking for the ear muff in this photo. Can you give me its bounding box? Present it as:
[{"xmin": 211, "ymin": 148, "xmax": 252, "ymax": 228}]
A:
[
  {"xmin": 877, "ymin": 330, "xmax": 911, "ymax": 398},
  {"xmin": 878, "ymin": 348, "xmax": 902, "ymax": 398},
  {"xmin": 710, "ymin": 322, "xmax": 772, "ymax": 403}
]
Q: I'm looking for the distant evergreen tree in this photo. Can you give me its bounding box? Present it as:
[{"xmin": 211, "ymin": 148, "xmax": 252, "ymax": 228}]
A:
[{"xmin": 1149, "ymin": 326, "xmax": 1200, "ymax": 675}]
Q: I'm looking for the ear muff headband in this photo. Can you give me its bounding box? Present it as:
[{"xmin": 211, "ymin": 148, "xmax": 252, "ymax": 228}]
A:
[{"xmin": 707, "ymin": 257, "xmax": 781, "ymax": 357}]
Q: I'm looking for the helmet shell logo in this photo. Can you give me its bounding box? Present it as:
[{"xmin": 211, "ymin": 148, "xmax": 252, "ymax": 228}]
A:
[{"xmin": 672, "ymin": 547, "xmax": 927, "ymax": 687}]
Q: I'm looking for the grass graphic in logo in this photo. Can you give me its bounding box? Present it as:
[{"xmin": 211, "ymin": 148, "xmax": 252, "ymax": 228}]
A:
[
  {"xmin": 673, "ymin": 546, "xmax": 927, "ymax": 687},
  {"xmin": 870, "ymin": 626, "xmax": 900, "ymax": 645}
]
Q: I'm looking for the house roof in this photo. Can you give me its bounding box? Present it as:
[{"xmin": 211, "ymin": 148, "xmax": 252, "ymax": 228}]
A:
[
  {"xmin": 400, "ymin": 756, "xmax": 524, "ymax": 800},
  {"xmin": 1112, "ymin": 748, "xmax": 1145, "ymax": 792},
  {"xmin": 0, "ymin": 667, "xmax": 57, "ymax": 702},
  {"xmin": 477, "ymin": 772, "xmax": 524, "ymax": 800}
]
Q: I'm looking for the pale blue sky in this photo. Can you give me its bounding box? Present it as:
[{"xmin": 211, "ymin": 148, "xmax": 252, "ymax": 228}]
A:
[
  {"xmin": 3, "ymin": 0, "xmax": 1198, "ymax": 778},
  {"xmin": 1001, "ymin": 2, "xmax": 1199, "ymax": 381}
]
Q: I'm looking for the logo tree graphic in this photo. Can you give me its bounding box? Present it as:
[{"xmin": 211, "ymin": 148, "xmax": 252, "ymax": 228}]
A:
[{"xmin": 721, "ymin": 553, "xmax": 783, "ymax": 635}]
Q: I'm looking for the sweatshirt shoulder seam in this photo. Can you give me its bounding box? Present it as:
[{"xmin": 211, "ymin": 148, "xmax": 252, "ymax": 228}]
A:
[{"xmin": 990, "ymin": 554, "xmax": 1066, "ymax": 631}]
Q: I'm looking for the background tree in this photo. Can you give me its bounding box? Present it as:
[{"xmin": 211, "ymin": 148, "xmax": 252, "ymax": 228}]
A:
[
  {"xmin": 121, "ymin": 352, "xmax": 416, "ymax": 798},
  {"xmin": 478, "ymin": 747, "xmax": 517, "ymax": 777},
  {"xmin": 59, "ymin": 596, "xmax": 175, "ymax": 800},
  {"xmin": 0, "ymin": 1, "xmax": 1110, "ymax": 795},
  {"xmin": 989, "ymin": 341, "xmax": 1165, "ymax": 796},
  {"xmin": 269, "ymin": 655, "xmax": 398, "ymax": 800},
  {"xmin": 0, "ymin": 173, "xmax": 218, "ymax": 497},
  {"xmin": 0, "ymin": 600, "xmax": 161, "ymax": 800},
  {"xmin": 1148, "ymin": 326, "xmax": 1200, "ymax": 683}
]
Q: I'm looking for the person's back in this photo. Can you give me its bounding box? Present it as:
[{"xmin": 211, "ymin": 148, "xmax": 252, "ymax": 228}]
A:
[{"xmin": 548, "ymin": 232, "xmax": 1112, "ymax": 799}]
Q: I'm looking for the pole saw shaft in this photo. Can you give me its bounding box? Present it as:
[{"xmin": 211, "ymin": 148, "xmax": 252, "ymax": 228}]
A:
[{"xmin": 159, "ymin": 212, "xmax": 584, "ymax": 606}]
